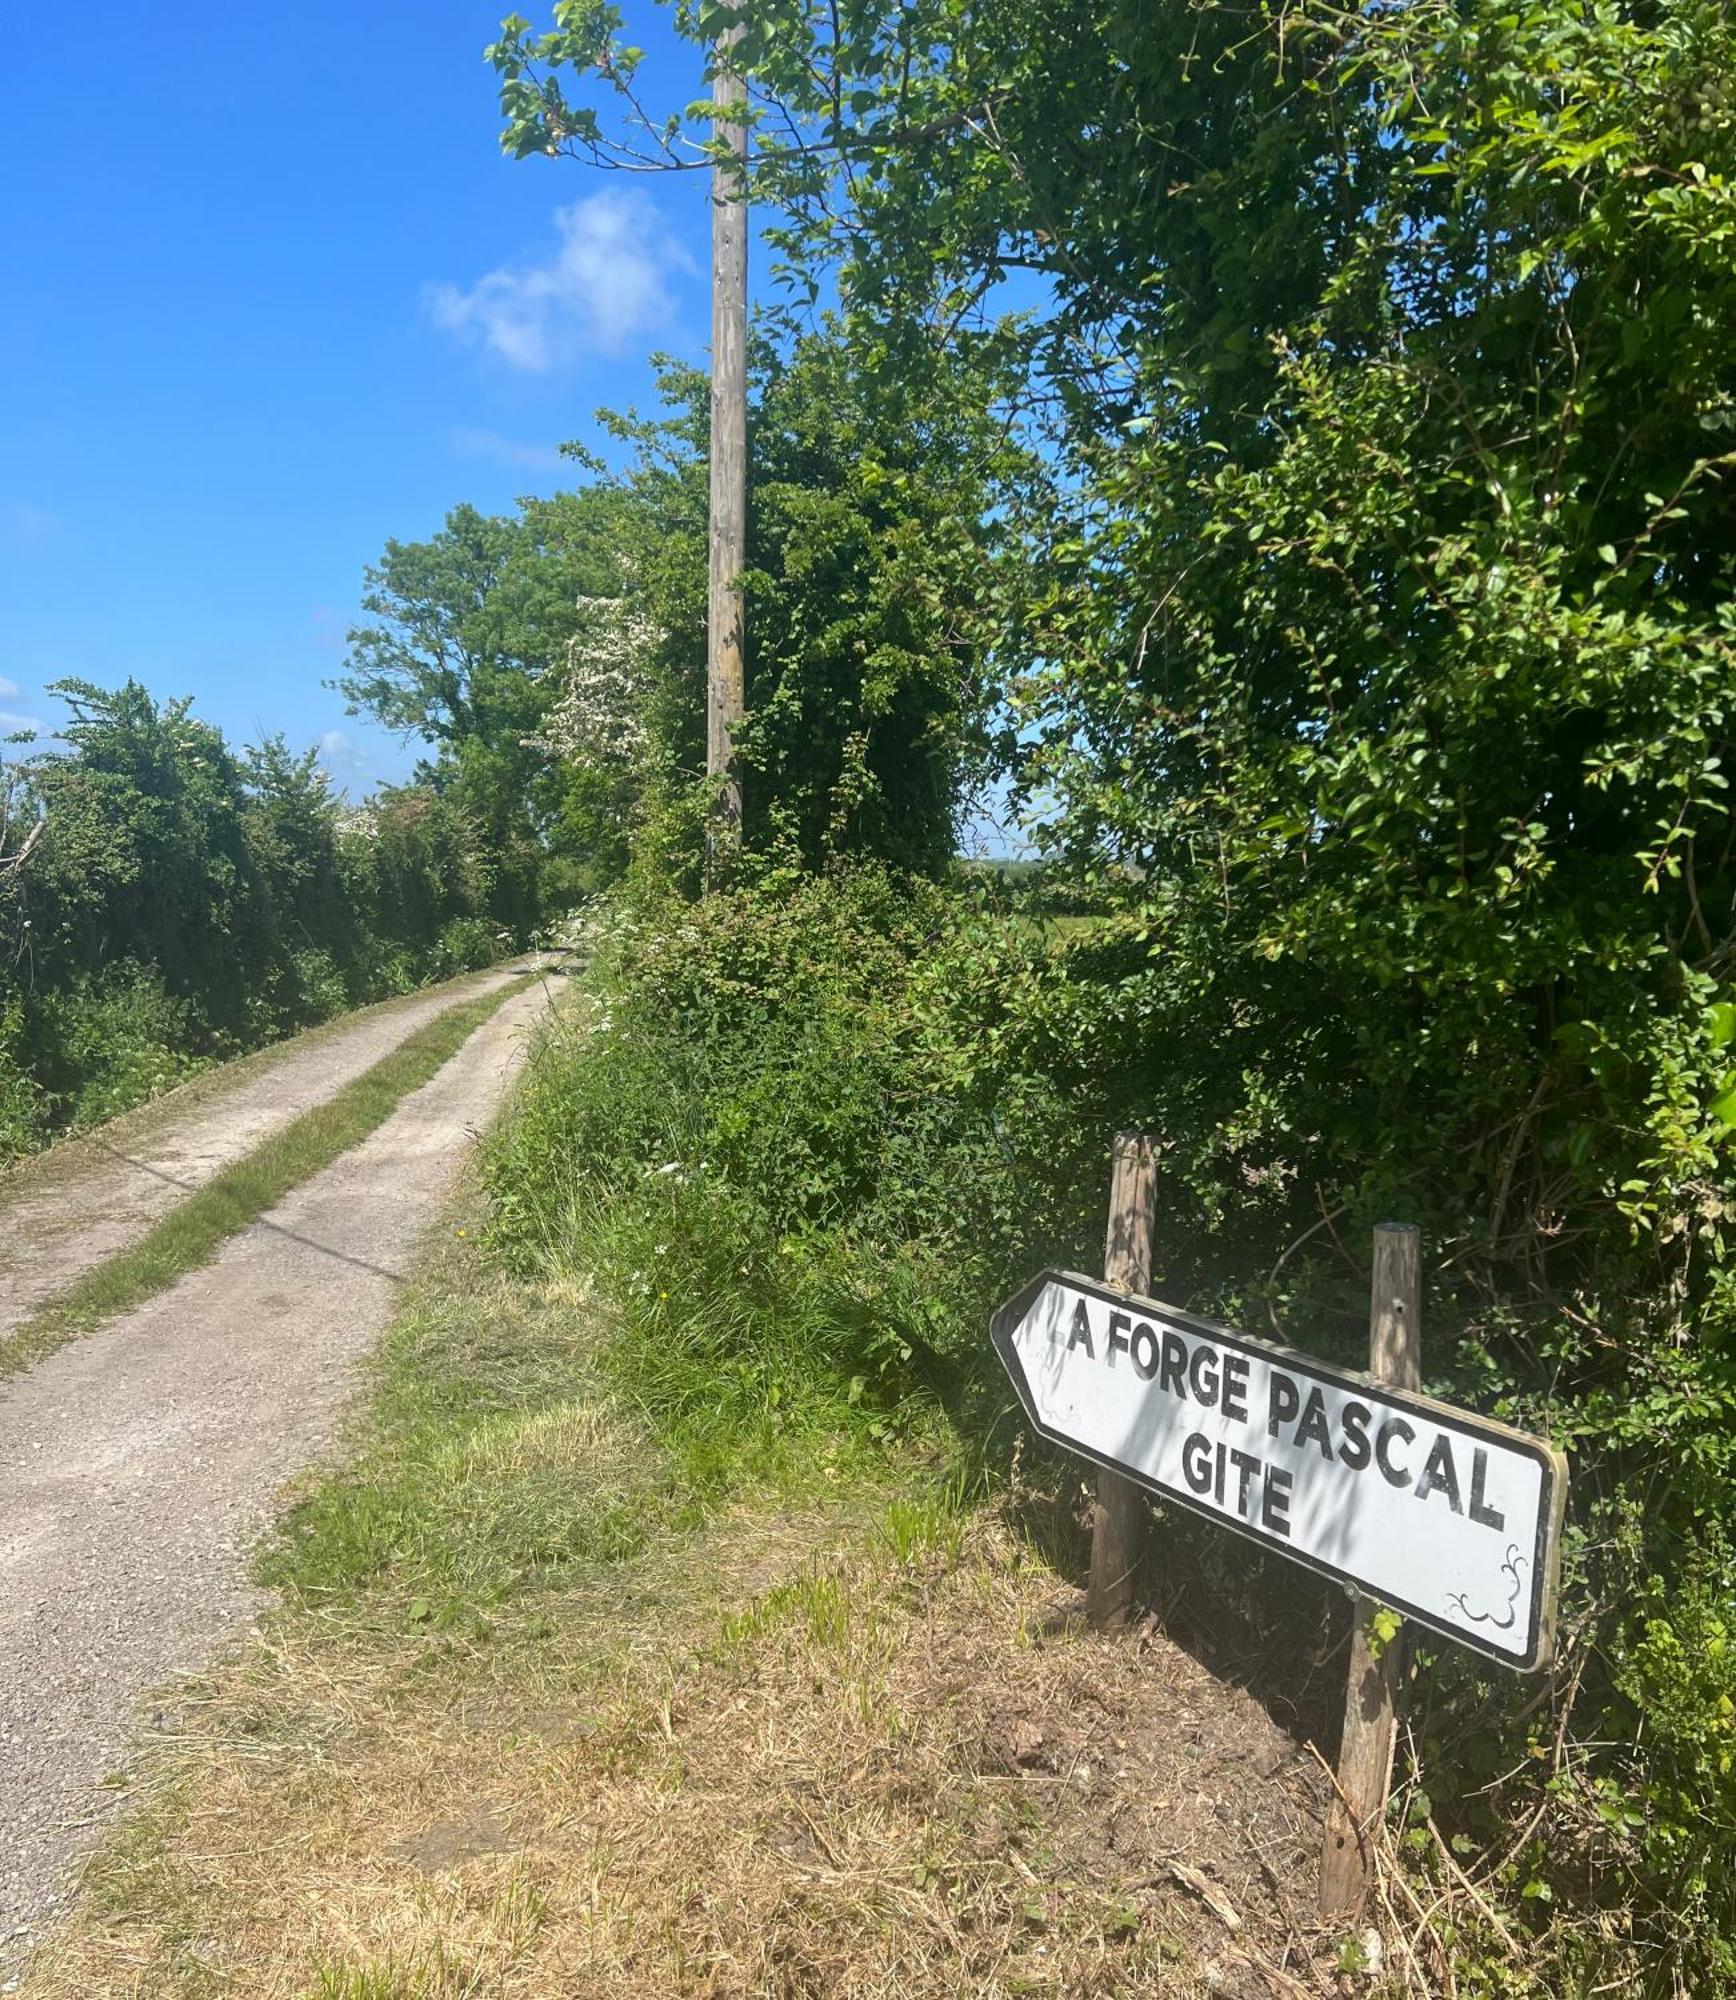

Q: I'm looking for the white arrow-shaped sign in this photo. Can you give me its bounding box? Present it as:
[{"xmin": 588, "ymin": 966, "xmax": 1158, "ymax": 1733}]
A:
[{"xmin": 992, "ymin": 1271, "xmax": 1566, "ymax": 1670}]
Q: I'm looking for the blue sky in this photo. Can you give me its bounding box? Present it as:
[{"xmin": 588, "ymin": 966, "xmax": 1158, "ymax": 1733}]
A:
[{"xmin": 1, "ymin": 3, "xmax": 708, "ymax": 794}]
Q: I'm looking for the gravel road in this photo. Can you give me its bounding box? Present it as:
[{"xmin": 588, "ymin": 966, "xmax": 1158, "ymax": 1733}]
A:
[
  {"xmin": 0, "ymin": 974, "xmax": 553, "ymax": 1966},
  {"xmin": 0, "ymin": 964, "xmax": 534, "ymax": 1345}
]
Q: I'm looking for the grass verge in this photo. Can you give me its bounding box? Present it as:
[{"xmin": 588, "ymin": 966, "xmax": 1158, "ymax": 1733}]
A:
[
  {"xmin": 0, "ymin": 975, "xmax": 534, "ymax": 1382},
  {"xmin": 15, "ymin": 1215, "xmax": 1340, "ymax": 2000}
]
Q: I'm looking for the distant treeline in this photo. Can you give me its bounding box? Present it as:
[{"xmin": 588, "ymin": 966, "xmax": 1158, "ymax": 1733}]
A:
[{"xmin": 0, "ymin": 678, "xmax": 531, "ymax": 1162}]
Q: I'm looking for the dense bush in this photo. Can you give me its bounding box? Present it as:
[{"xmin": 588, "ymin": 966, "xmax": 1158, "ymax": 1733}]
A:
[
  {"xmin": 489, "ymin": 860, "xmax": 1735, "ymax": 1994},
  {"xmin": 0, "ymin": 997, "xmax": 48, "ymax": 1161},
  {"xmin": 487, "ymin": 867, "xmax": 1098, "ymax": 1465},
  {"xmin": 0, "ymin": 680, "xmax": 523, "ymax": 1162},
  {"xmin": 24, "ymin": 965, "xmax": 207, "ymax": 1132}
]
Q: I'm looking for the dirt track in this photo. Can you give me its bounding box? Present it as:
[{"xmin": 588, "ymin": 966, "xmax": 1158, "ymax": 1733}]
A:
[
  {"xmin": 0, "ymin": 965, "xmax": 533, "ymax": 1346},
  {"xmin": 0, "ymin": 974, "xmax": 553, "ymax": 1964}
]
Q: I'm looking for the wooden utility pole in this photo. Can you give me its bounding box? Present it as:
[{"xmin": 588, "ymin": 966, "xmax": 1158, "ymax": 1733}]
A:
[
  {"xmin": 705, "ymin": 20, "xmax": 748, "ymax": 874},
  {"xmin": 1086, "ymin": 1133, "xmax": 1159, "ymax": 1629},
  {"xmin": 1319, "ymin": 1222, "xmax": 1422, "ymax": 1915}
]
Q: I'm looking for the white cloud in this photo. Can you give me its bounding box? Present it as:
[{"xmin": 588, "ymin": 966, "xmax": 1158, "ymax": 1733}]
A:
[
  {"xmin": 0, "ymin": 709, "xmax": 44, "ymax": 736},
  {"xmin": 316, "ymin": 728, "xmax": 370, "ymax": 786},
  {"xmin": 426, "ymin": 192, "xmax": 693, "ymax": 372},
  {"xmin": 0, "ymin": 677, "xmax": 19, "ymax": 700},
  {"xmin": 448, "ymin": 426, "xmax": 566, "ymax": 472},
  {"xmin": 315, "ymin": 729, "xmax": 376, "ymax": 802}
]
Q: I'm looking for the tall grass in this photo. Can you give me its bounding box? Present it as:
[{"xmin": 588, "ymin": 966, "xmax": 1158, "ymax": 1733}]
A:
[
  {"xmin": 259, "ymin": 1247, "xmax": 664, "ymax": 1622},
  {"xmin": 482, "ymin": 871, "xmax": 1099, "ymax": 1494}
]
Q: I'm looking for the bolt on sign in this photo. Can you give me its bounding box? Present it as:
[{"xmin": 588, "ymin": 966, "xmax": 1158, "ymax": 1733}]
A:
[{"xmin": 992, "ymin": 1271, "xmax": 1567, "ymax": 1670}]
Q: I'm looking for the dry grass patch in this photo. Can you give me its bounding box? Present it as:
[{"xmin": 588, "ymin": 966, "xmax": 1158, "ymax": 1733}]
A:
[{"xmin": 24, "ymin": 1497, "xmax": 1339, "ymax": 2000}]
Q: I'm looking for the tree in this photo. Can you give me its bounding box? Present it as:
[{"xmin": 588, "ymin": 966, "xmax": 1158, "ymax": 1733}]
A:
[
  {"xmin": 524, "ymin": 330, "xmax": 1040, "ymax": 885},
  {"xmin": 0, "ymin": 676, "xmax": 516, "ymax": 1159},
  {"xmin": 22, "ymin": 679, "xmax": 267, "ymax": 1026},
  {"xmin": 242, "ymin": 738, "xmax": 344, "ymax": 918},
  {"xmin": 335, "ymin": 492, "xmax": 632, "ymax": 925}
]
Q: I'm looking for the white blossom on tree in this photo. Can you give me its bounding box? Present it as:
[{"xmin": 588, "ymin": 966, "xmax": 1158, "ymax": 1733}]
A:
[
  {"xmin": 334, "ymin": 803, "xmax": 380, "ymax": 843},
  {"xmin": 527, "ymin": 590, "xmax": 660, "ymax": 775}
]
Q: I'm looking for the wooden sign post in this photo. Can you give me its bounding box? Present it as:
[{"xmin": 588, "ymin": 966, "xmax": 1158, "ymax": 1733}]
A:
[
  {"xmin": 1318, "ymin": 1224, "xmax": 1422, "ymax": 1916},
  {"xmin": 1087, "ymin": 1133, "xmax": 1159, "ymax": 1629},
  {"xmin": 993, "ymin": 1217, "xmax": 1569, "ymax": 1923}
]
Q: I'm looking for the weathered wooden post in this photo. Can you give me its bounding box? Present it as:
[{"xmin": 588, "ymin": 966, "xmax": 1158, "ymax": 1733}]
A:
[
  {"xmin": 1086, "ymin": 1132, "xmax": 1159, "ymax": 1629},
  {"xmin": 705, "ymin": 18, "xmax": 748, "ymax": 874},
  {"xmin": 1319, "ymin": 1222, "xmax": 1422, "ymax": 1916}
]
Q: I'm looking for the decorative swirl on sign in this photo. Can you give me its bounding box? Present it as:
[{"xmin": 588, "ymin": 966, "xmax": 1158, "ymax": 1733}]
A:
[{"xmin": 1446, "ymin": 1545, "xmax": 1526, "ymax": 1632}]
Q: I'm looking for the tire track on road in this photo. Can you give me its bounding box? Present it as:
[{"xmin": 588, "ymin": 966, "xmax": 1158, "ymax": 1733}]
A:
[
  {"xmin": 0, "ymin": 964, "xmax": 540, "ymax": 1345},
  {"xmin": 0, "ymin": 975, "xmax": 553, "ymax": 1960}
]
